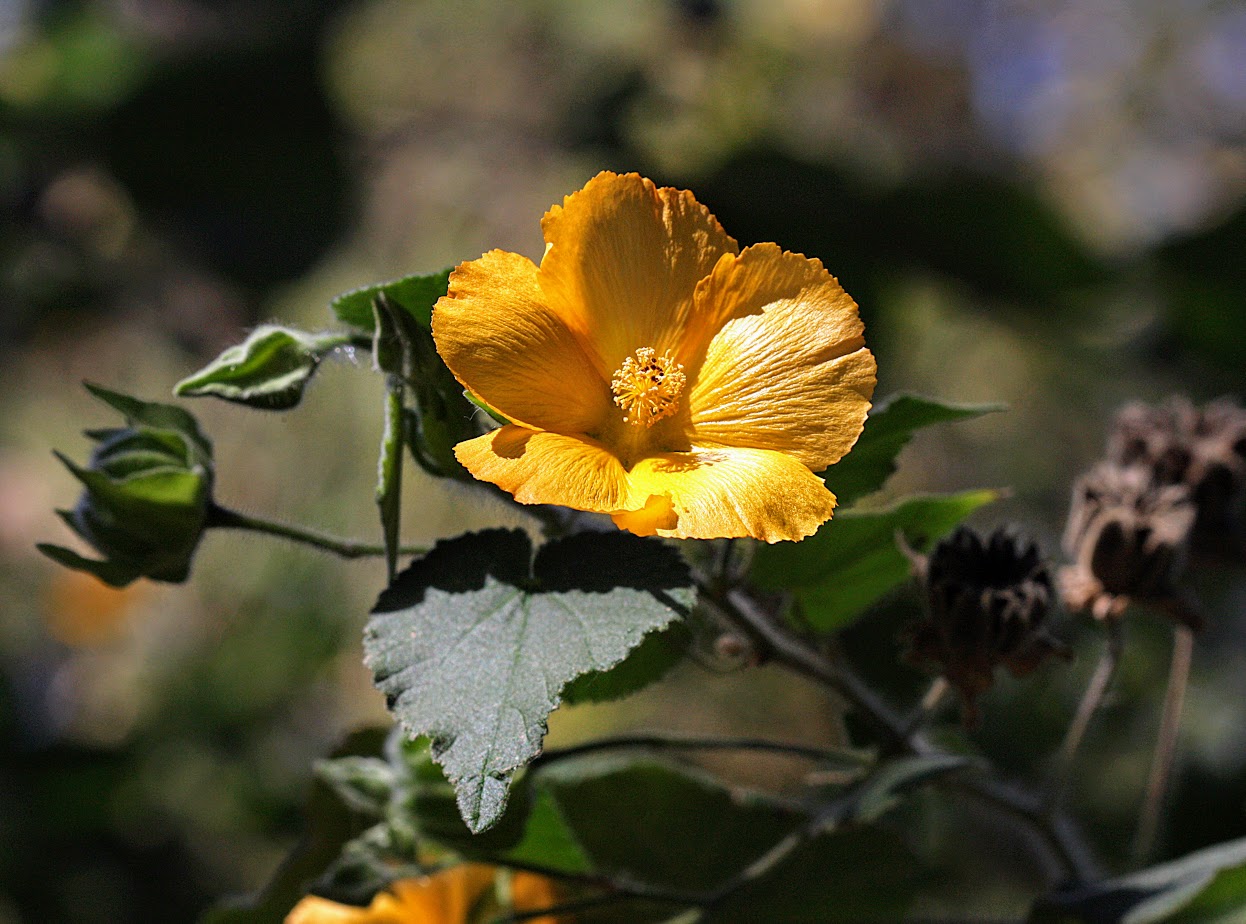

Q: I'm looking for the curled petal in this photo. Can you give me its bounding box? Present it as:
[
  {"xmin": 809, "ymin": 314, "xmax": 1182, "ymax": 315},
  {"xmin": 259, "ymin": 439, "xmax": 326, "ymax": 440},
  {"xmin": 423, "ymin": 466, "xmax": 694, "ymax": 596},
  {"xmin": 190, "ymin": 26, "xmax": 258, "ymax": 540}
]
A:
[
  {"xmin": 613, "ymin": 447, "xmax": 838, "ymax": 542},
  {"xmin": 688, "ymin": 244, "xmax": 876, "ymax": 471},
  {"xmin": 538, "ymin": 172, "xmax": 738, "ymax": 378},
  {"xmin": 433, "ymin": 250, "xmax": 611, "ymax": 434},
  {"xmin": 455, "ymin": 425, "xmax": 633, "ymax": 512}
]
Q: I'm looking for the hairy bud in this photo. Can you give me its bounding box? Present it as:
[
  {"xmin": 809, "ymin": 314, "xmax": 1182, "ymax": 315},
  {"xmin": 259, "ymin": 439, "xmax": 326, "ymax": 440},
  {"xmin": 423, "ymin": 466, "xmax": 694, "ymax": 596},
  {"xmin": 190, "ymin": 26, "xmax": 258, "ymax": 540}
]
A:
[{"xmin": 39, "ymin": 385, "xmax": 214, "ymax": 587}]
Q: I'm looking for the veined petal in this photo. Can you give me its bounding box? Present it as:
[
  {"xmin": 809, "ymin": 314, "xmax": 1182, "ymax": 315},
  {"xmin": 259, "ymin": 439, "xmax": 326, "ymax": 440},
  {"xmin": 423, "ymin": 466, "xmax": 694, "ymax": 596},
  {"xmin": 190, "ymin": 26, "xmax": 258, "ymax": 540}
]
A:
[
  {"xmin": 455, "ymin": 425, "xmax": 633, "ymax": 512},
  {"xmin": 433, "ymin": 250, "xmax": 611, "ymax": 434},
  {"xmin": 688, "ymin": 244, "xmax": 876, "ymax": 471},
  {"xmin": 538, "ymin": 172, "xmax": 738, "ymax": 378},
  {"xmin": 612, "ymin": 447, "xmax": 837, "ymax": 542}
]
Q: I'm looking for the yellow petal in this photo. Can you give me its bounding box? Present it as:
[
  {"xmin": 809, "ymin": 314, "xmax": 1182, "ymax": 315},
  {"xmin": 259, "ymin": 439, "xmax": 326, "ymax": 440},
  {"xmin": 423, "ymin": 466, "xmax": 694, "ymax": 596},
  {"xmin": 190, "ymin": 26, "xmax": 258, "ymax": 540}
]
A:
[
  {"xmin": 538, "ymin": 172, "xmax": 738, "ymax": 379},
  {"xmin": 509, "ymin": 871, "xmax": 562, "ymax": 923},
  {"xmin": 433, "ymin": 249, "xmax": 612, "ymax": 435},
  {"xmin": 612, "ymin": 447, "xmax": 838, "ymax": 542},
  {"xmin": 455, "ymin": 425, "xmax": 633, "ymax": 512},
  {"xmin": 688, "ymin": 244, "xmax": 876, "ymax": 471},
  {"xmin": 285, "ymin": 896, "xmax": 380, "ymax": 924},
  {"xmin": 285, "ymin": 867, "xmax": 498, "ymax": 924}
]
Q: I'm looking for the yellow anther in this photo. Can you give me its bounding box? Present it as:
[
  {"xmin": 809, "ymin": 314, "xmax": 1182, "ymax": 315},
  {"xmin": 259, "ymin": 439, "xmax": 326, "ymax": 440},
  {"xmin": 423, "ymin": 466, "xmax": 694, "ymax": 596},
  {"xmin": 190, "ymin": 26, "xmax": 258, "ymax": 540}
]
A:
[{"xmin": 611, "ymin": 347, "xmax": 686, "ymax": 428}]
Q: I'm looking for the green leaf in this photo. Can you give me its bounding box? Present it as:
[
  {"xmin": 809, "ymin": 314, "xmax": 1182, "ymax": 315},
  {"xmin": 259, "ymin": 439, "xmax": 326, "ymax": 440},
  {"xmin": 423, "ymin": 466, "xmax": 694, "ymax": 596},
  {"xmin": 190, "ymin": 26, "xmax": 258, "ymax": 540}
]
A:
[
  {"xmin": 335, "ymin": 274, "xmax": 475, "ymax": 479},
  {"xmin": 538, "ymin": 755, "xmax": 805, "ymax": 893},
  {"xmin": 561, "ymin": 620, "xmax": 691, "ymax": 705},
  {"xmin": 752, "ymin": 490, "xmax": 1001, "ymax": 632},
  {"xmin": 823, "ymin": 394, "xmax": 1004, "ymax": 508},
  {"xmin": 175, "ymin": 325, "xmax": 337, "ymax": 410},
  {"xmin": 1032, "ymin": 836, "xmax": 1246, "ymax": 924},
  {"xmin": 847, "ymin": 754, "xmax": 973, "ymax": 824},
  {"xmin": 712, "ymin": 827, "xmax": 922, "ymax": 924},
  {"xmin": 331, "ymin": 268, "xmax": 453, "ymax": 332},
  {"xmin": 537, "ymin": 755, "xmax": 922, "ymax": 922},
  {"xmin": 364, "ymin": 529, "xmax": 693, "ymax": 833},
  {"xmin": 314, "ymin": 757, "xmax": 396, "ymax": 818}
]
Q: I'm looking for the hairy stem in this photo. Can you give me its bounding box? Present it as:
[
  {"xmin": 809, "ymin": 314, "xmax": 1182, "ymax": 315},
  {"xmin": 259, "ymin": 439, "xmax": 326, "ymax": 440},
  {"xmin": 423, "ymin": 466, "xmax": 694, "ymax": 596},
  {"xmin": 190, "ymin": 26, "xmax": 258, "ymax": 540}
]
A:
[
  {"xmin": 206, "ymin": 504, "xmax": 427, "ymax": 560},
  {"xmin": 1047, "ymin": 617, "xmax": 1125, "ymax": 816},
  {"xmin": 1134, "ymin": 623, "xmax": 1195, "ymax": 862}
]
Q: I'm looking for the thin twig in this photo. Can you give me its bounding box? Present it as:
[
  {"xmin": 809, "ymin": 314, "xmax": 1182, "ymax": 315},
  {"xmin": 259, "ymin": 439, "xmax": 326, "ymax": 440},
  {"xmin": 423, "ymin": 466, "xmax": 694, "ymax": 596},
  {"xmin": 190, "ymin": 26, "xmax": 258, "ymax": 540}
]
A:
[
  {"xmin": 207, "ymin": 504, "xmax": 427, "ymax": 559},
  {"xmin": 1047, "ymin": 617, "xmax": 1125, "ymax": 816},
  {"xmin": 1134, "ymin": 623, "xmax": 1195, "ymax": 862},
  {"xmin": 901, "ymin": 677, "xmax": 952, "ymax": 739},
  {"xmin": 532, "ymin": 733, "xmax": 868, "ymax": 772}
]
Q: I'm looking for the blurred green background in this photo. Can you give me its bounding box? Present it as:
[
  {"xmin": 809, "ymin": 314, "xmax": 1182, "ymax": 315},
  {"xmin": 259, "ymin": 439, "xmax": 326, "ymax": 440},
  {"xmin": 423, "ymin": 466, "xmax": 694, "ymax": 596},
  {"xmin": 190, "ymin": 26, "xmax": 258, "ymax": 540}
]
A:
[{"xmin": 1, "ymin": 0, "xmax": 1243, "ymax": 920}]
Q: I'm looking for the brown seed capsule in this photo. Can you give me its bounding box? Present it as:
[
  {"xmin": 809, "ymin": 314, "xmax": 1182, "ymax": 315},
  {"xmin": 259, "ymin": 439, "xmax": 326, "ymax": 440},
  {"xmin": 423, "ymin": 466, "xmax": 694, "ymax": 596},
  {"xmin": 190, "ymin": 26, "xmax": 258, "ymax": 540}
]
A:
[
  {"xmin": 1107, "ymin": 397, "xmax": 1246, "ymax": 552},
  {"xmin": 1059, "ymin": 462, "xmax": 1199, "ymax": 627},
  {"xmin": 904, "ymin": 527, "xmax": 1069, "ymax": 724}
]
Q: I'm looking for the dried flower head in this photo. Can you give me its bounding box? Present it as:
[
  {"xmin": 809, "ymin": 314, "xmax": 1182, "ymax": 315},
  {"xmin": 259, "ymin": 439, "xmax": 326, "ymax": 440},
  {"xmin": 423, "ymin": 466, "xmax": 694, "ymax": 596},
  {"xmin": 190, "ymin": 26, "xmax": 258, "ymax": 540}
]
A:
[
  {"xmin": 904, "ymin": 527, "xmax": 1068, "ymax": 724},
  {"xmin": 1108, "ymin": 396, "xmax": 1246, "ymax": 550},
  {"xmin": 1059, "ymin": 462, "xmax": 1199, "ymax": 626}
]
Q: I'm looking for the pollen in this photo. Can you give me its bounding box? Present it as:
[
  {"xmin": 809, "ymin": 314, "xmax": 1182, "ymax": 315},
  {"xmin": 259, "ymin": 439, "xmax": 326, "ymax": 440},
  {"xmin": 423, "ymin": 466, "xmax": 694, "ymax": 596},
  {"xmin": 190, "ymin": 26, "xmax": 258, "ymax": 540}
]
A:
[{"xmin": 611, "ymin": 347, "xmax": 687, "ymax": 427}]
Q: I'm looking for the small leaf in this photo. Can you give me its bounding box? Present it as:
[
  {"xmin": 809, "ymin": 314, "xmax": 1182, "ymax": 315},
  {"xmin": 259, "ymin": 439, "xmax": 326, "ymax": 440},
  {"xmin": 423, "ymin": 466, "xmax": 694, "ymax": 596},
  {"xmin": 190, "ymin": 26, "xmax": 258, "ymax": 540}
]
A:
[
  {"xmin": 331, "ymin": 268, "xmax": 453, "ymax": 332},
  {"xmin": 537, "ymin": 755, "xmax": 806, "ymax": 892},
  {"xmin": 364, "ymin": 530, "xmax": 693, "ymax": 832},
  {"xmin": 1032, "ymin": 835, "xmax": 1246, "ymax": 924},
  {"xmin": 175, "ymin": 325, "xmax": 336, "ymax": 410},
  {"xmin": 752, "ymin": 490, "xmax": 1001, "ymax": 632},
  {"xmin": 314, "ymin": 757, "xmax": 396, "ymax": 818},
  {"xmin": 847, "ymin": 754, "xmax": 973, "ymax": 824},
  {"xmin": 824, "ymin": 393, "xmax": 1004, "ymax": 508}
]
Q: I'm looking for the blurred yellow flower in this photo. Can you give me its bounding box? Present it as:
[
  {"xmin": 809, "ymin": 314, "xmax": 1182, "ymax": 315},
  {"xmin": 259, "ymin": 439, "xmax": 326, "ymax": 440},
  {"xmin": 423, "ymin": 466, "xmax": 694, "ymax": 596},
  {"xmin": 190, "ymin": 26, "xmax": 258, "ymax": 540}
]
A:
[
  {"xmin": 43, "ymin": 567, "xmax": 147, "ymax": 646},
  {"xmin": 433, "ymin": 172, "xmax": 875, "ymax": 542},
  {"xmin": 285, "ymin": 864, "xmax": 560, "ymax": 924}
]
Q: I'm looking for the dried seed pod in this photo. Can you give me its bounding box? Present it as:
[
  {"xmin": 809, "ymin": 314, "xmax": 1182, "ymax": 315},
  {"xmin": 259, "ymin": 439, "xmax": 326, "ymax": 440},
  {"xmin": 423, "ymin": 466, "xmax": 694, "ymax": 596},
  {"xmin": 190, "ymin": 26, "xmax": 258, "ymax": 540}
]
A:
[
  {"xmin": 904, "ymin": 527, "xmax": 1069, "ymax": 724},
  {"xmin": 1107, "ymin": 396, "xmax": 1246, "ymax": 550},
  {"xmin": 1059, "ymin": 462, "xmax": 1199, "ymax": 627}
]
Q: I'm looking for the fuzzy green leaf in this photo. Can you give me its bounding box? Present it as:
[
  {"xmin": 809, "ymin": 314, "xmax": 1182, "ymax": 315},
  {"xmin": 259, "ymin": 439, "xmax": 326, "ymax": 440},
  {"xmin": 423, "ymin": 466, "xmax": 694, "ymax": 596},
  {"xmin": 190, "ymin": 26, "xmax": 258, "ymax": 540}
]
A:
[
  {"xmin": 752, "ymin": 489, "xmax": 1001, "ymax": 632},
  {"xmin": 175, "ymin": 325, "xmax": 335, "ymax": 410},
  {"xmin": 823, "ymin": 393, "xmax": 1004, "ymax": 508},
  {"xmin": 331, "ymin": 268, "xmax": 453, "ymax": 332},
  {"xmin": 364, "ymin": 529, "xmax": 693, "ymax": 832}
]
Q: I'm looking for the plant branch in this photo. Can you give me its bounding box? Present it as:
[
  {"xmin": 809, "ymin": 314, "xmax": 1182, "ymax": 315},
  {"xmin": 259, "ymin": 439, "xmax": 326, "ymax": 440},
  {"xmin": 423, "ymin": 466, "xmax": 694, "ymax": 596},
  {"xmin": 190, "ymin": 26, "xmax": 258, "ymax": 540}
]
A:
[
  {"xmin": 206, "ymin": 504, "xmax": 428, "ymax": 560},
  {"xmin": 1134, "ymin": 623, "xmax": 1195, "ymax": 862},
  {"xmin": 701, "ymin": 577, "xmax": 1099, "ymax": 884},
  {"xmin": 532, "ymin": 733, "xmax": 869, "ymax": 773},
  {"xmin": 1047, "ymin": 617, "xmax": 1125, "ymax": 816}
]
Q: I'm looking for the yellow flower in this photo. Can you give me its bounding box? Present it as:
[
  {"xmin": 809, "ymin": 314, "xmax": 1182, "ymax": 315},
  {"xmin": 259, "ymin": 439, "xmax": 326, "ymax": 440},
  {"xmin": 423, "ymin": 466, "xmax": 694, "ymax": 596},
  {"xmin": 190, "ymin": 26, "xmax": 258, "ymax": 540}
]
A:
[
  {"xmin": 432, "ymin": 172, "xmax": 876, "ymax": 542},
  {"xmin": 285, "ymin": 865, "xmax": 560, "ymax": 924}
]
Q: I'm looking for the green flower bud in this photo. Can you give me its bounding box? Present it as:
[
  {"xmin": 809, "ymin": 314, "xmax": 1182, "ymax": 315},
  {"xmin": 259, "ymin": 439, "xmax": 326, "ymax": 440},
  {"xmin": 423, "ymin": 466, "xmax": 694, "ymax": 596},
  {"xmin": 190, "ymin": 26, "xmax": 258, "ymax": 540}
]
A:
[{"xmin": 38, "ymin": 383, "xmax": 213, "ymax": 587}]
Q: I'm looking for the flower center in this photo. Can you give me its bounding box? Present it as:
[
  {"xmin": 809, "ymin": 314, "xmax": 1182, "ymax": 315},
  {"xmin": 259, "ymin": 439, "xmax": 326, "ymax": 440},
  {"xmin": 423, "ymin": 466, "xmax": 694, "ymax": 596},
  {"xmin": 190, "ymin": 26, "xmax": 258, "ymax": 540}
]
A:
[{"xmin": 611, "ymin": 347, "xmax": 686, "ymax": 428}]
